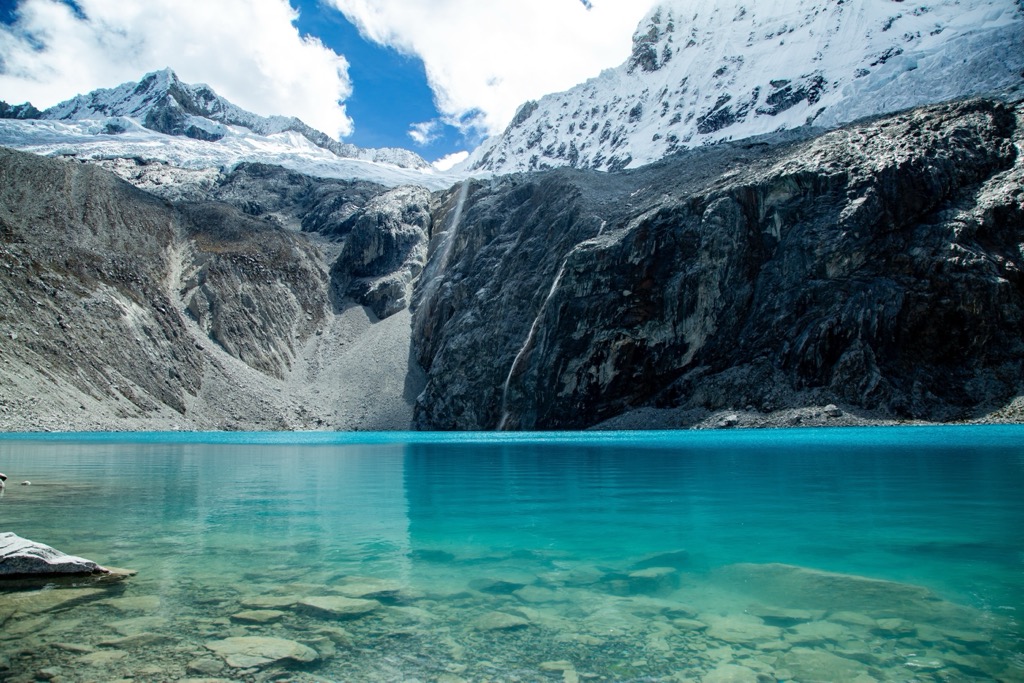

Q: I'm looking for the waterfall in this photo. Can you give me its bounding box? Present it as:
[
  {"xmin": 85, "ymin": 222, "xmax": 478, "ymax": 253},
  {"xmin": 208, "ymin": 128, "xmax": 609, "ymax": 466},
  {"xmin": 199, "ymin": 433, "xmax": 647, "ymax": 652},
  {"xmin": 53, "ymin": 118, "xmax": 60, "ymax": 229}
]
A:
[
  {"xmin": 417, "ymin": 180, "xmax": 471, "ymax": 311},
  {"xmin": 497, "ymin": 259, "xmax": 568, "ymax": 430}
]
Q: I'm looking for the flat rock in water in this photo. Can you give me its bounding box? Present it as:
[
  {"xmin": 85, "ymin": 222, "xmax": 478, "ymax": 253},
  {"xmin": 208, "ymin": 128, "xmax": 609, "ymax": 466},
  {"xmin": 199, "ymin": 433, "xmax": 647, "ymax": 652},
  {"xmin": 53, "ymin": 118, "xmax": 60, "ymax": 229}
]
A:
[
  {"xmin": 205, "ymin": 636, "xmax": 319, "ymax": 669},
  {"xmin": 630, "ymin": 549, "xmax": 690, "ymax": 570},
  {"xmin": 472, "ymin": 611, "xmax": 531, "ymax": 632},
  {"xmin": 774, "ymin": 647, "xmax": 872, "ymax": 681},
  {"xmin": 702, "ymin": 663, "xmax": 763, "ymax": 683},
  {"xmin": 713, "ymin": 563, "xmax": 941, "ymax": 616},
  {"xmin": 0, "ymin": 587, "xmax": 106, "ymax": 615},
  {"xmin": 0, "ymin": 532, "xmax": 100, "ymax": 577},
  {"xmin": 332, "ymin": 578, "xmax": 403, "ymax": 600},
  {"xmin": 702, "ymin": 614, "xmax": 783, "ymax": 645},
  {"xmin": 230, "ymin": 609, "xmax": 285, "ymax": 624},
  {"xmin": 239, "ymin": 595, "xmax": 301, "ymax": 610},
  {"xmin": 297, "ymin": 596, "xmax": 380, "ymax": 619}
]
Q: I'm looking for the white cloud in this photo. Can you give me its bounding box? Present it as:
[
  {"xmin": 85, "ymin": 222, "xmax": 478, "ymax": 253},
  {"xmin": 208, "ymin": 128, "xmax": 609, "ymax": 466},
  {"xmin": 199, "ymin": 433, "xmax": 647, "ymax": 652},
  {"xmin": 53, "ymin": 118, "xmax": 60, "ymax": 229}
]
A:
[
  {"xmin": 0, "ymin": 0, "xmax": 354, "ymax": 138},
  {"xmin": 431, "ymin": 150, "xmax": 469, "ymax": 172},
  {"xmin": 408, "ymin": 119, "xmax": 441, "ymax": 146},
  {"xmin": 326, "ymin": 0, "xmax": 658, "ymax": 136}
]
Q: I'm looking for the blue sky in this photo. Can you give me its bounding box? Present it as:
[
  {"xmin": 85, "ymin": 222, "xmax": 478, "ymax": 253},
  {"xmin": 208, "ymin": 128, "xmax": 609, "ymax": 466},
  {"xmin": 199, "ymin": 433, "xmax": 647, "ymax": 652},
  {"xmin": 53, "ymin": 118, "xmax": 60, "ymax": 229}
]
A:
[
  {"xmin": 288, "ymin": 0, "xmax": 471, "ymax": 159},
  {"xmin": 0, "ymin": 0, "xmax": 655, "ymax": 164}
]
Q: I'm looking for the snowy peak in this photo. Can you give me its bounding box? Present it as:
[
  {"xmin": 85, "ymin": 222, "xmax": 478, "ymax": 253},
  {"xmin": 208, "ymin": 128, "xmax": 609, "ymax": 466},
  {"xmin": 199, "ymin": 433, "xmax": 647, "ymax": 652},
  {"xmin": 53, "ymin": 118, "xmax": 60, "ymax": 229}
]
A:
[
  {"xmin": 471, "ymin": 0, "xmax": 1024, "ymax": 174},
  {"xmin": 40, "ymin": 69, "xmax": 430, "ymax": 170}
]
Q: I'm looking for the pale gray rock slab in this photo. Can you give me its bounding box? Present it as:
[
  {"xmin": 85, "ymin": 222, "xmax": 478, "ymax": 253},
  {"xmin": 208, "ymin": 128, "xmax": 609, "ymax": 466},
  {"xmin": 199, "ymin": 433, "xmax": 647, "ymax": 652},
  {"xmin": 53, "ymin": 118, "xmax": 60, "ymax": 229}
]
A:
[
  {"xmin": 774, "ymin": 647, "xmax": 873, "ymax": 682},
  {"xmin": 702, "ymin": 613, "xmax": 784, "ymax": 645},
  {"xmin": 0, "ymin": 532, "xmax": 100, "ymax": 576},
  {"xmin": 702, "ymin": 663, "xmax": 764, "ymax": 683},
  {"xmin": 230, "ymin": 609, "xmax": 285, "ymax": 624},
  {"xmin": 205, "ymin": 635, "xmax": 319, "ymax": 669},
  {"xmin": 239, "ymin": 595, "xmax": 301, "ymax": 610},
  {"xmin": 297, "ymin": 595, "xmax": 381, "ymax": 619},
  {"xmin": 471, "ymin": 611, "xmax": 531, "ymax": 632}
]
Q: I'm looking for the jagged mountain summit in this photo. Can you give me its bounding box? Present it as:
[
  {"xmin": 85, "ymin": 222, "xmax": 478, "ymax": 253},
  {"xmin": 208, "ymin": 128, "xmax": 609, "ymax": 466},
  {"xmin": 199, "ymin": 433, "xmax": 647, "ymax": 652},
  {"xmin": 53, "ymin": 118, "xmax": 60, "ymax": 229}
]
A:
[
  {"xmin": 0, "ymin": 69, "xmax": 463, "ymax": 189},
  {"xmin": 39, "ymin": 69, "xmax": 428, "ymax": 169},
  {"xmin": 469, "ymin": 0, "xmax": 1024, "ymax": 174}
]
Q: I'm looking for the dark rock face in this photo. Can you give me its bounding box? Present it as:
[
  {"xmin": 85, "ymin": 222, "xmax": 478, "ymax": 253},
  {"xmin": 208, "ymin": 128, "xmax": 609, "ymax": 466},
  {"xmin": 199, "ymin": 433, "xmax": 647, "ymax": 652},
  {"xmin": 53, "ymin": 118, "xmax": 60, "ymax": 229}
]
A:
[
  {"xmin": 0, "ymin": 101, "xmax": 41, "ymax": 120},
  {"xmin": 413, "ymin": 98, "xmax": 1024, "ymax": 429},
  {"xmin": 330, "ymin": 186, "xmax": 434, "ymax": 319}
]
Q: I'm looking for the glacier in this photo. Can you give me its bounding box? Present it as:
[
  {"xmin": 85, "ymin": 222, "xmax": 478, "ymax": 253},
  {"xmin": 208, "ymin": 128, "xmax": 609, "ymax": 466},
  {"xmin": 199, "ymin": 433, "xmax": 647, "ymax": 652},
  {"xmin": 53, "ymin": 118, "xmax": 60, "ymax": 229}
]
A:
[{"xmin": 469, "ymin": 0, "xmax": 1024, "ymax": 174}]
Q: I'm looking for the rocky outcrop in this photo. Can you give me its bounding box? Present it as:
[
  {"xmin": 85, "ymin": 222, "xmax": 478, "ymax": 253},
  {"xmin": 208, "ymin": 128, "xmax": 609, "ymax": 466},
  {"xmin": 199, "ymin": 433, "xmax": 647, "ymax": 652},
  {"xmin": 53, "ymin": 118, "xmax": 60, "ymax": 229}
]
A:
[
  {"xmin": 0, "ymin": 533, "xmax": 102, "ymax": 577},
  {"xmin": 0, "ymin": 148, "xmax": 203, "ymax": 415},
  {"xmin": 179, "ymin": 202, "xmax": 329, "ymax": 379},
  {"xmin": 413, "ymin": 98, "xmax": 1024, "ymax": 429},
  {"xmin": 330, "ymin": 186, "xmax": 434, "ymax": 319},
  {"xmin": 0, "ymin": 532, "xmax": 134, "ymax": 586},
  {"xmin": 0, "ymin": 146, "xmax": 386, "ymax": 423}
]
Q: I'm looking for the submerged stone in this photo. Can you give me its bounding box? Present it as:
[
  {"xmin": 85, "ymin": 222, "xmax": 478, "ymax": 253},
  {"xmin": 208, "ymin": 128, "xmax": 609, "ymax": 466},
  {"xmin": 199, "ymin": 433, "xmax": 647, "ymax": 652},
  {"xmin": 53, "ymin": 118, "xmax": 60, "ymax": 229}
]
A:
[
  {"xmin": 297, "ymin": 595, "xmax": 380, "ymax": 619},
  {"xmin": 239, "ymin": 595, "xmax": 300, "ymax": 610},
  {"xmin": 785, "ymin": 620, "xmax": 848, "ymax": 645},
  {"xmin": 230, "ymin": 609, "xmax": 285, "ymax": 624},
  {"xmin": 630, "ymin": 549, "xmax": 690, "ymax": 570},
  {"xmin": 774, "ymin": 647, "xmax": 871, "ymax": 681},
  {"xmin": 627, "ymin": 566, "xmax": 679, "ymax": 594},
  {"xmin": 0, "ymin": 587, "xmax": 106, "ymax": 615},
  {"xmin": 747, "ymin": 603, "xmax": 824, "ymax": 626},
  {"xmin": 333, "ymin": 577, "xmax": 404, "ymax": 601},
  {"xmin": 205, "ymin": 635, "xmax": 319, "ymax": 669},
  {"xmin": 702, "ymin": 663, "xmax": 765, "ymax": 683},
  {"xmin": 472, "ymin": 611, "xmax": 531, "ymax": 631},
  {"xmin": 714, "ymin": 563, "xmax": 942, "ymax": 617},
  {"xmin": 514, "ymin": 585, "xmax": 567, "ymax": 604},
  {"xmin": 703, "ymin": 613, "xmax": 783, "ymax": 645}
]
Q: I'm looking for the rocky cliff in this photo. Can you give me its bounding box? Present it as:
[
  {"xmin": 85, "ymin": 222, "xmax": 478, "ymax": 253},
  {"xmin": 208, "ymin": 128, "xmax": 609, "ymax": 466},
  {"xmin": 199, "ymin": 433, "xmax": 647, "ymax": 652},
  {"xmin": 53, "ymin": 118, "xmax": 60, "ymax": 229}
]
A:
[
  {"xmin": 2, "ymin": 95, "xmax": 1023, "ymax": 431},
  {"xmin": 414, "ymin": 97, "xmax": 1024, "ymax": 429},
  {"xmin": 0, "ymin": 148, "xmax": 425, "ymax": 430}
]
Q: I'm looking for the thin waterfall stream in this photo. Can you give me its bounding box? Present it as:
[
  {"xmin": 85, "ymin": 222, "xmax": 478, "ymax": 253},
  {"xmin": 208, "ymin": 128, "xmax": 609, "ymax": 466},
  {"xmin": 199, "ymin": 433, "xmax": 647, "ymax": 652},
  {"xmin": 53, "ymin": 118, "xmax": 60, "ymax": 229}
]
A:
[{"xmin": 497, "ymin": 258, "xmax": 568, "ymax": 430}]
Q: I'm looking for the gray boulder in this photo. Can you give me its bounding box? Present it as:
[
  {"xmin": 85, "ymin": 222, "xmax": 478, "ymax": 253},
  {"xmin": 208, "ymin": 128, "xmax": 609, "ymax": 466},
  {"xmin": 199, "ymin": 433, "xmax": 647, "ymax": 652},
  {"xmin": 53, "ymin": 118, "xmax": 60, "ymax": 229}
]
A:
[{"xmin": 0, "ymin": 532, "xmax": 103, "ymax": 576}]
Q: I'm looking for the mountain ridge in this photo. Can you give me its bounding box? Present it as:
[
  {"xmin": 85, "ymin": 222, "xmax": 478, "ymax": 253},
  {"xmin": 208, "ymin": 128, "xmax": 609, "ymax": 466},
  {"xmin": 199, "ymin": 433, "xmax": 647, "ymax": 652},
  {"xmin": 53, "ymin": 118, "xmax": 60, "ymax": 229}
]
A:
[{"xmin": 468, "ymin": 0, "xmax": 1024, "ymax": 174}]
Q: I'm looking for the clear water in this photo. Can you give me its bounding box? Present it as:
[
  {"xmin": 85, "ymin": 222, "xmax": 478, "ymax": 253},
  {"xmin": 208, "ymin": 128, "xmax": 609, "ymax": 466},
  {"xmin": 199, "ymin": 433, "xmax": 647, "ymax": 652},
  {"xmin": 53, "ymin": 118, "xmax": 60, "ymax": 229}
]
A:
[{"xmin": 0, "ymin": 426, "xmax": 1022, "ymax": 682}]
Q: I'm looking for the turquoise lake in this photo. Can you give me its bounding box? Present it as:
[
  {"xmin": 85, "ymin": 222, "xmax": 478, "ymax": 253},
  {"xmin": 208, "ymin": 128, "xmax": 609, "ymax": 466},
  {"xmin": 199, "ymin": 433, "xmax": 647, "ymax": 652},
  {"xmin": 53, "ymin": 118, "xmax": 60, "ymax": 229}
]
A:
[{"xmin": 0, "ymin": 426, "xmax": 1022, "ymax": 682}]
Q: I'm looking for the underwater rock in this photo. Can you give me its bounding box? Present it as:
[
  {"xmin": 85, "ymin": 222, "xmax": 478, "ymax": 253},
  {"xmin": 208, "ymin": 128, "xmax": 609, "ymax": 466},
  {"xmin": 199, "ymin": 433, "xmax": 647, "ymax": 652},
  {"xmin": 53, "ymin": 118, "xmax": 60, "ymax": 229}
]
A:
[
  {"xmin": 785, "ymin": 620, "xmax": 848, "ymax": 645},
  {"xmin": 238, "ymin": 595, "xmax": 300, "ymax": 610},
  {"xmin": 229, "ymin": 609, "xmax": 285, "ymax": 624},
  {"xmin": 774, "ymin": 647, "xmax": 872, "ymax": 681},
  {"xmin": 713, "ymin": 563, "xmax": 941, "ymax": 616},
  {"xmin": 702, "ymin": 663, "xmax": 767, "ymax": 683},
  {"xmin": 514, "ymin": 585, "xmax": 568, "ymax": 604},
  {"xmin": 297, "ymin": 595, "xmax": 381, "ymax": 620},
  {"xmin": 747, "ymin": 604, "xmax": 824, "ymax": 626},
  {"xmin": 205, "ymin": 635, "xmax": 319, "ymax": 669},
  {"xmin": 76, "ymin": 649, "xmax": 128, "ymax": 667},
  {"xmin": 471, "ymin": 611, "xmax": 531, "ymax": 631},
  {"xmin": 333, "ymin": 577, "xmax": 404, "ymax": 601},
  {"xmin": 630, "ymin": 549, "xmax": 690, "ymax": 570},
  {"xmin": 0, "ymin": 588, "xmax": 106, "ymax": 616},
  {"xmin": 627, "ymin": 566, "xmax": 679, "ymax": 594},
  {"xmin": 98, "ymin": 595, "xmax": 161, "ymax": 612},
  {"xmin": 702, "ymin": 613, "xmax": 783, "ymax": 645}
]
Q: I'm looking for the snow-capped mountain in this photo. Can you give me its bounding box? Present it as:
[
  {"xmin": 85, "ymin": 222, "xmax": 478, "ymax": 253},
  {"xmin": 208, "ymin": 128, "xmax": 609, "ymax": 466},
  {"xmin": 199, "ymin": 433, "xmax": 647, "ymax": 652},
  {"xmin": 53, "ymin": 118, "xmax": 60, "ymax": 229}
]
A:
[
  {"xmin": 469, "ymin": 0, "xmax": 1024, "ymax": 173},
  {"xmin": 40, "ymin": 68, "xmax": 429, "ymax": 169},
  {"xmin": 0, "ymin": 69, "xmax": 469, "ymax": 189}
]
